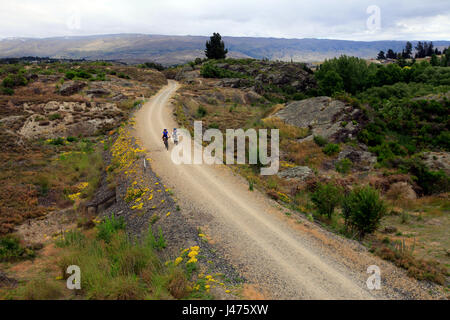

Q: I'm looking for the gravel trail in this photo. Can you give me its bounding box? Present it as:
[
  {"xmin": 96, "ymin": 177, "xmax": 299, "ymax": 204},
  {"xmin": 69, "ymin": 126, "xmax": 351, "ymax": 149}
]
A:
[{"xmin": 134, "ymin": 80, "xmax": 441, "ymax": 300}]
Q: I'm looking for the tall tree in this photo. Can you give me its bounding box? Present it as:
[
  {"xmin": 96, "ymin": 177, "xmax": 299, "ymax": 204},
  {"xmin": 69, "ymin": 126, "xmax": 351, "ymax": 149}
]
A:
[
  {"xmin": 386, "ymin": 49, "xmax": 396, "ymax": 59},
  {"xmin": 377, "ymin": 50, "xmax": 386, "ymax": 60},
  {"xmin": 430, "ymin": 53, "xmax": 439, "ymax": 66},
  {"xmin": 426, "ymin": 42, "xmax": 434, "ymax": 57},
  {"xmin": 415, "ymin": 41, "xmax": 424, "ymax": 58},
  {"xmin": 405, "ymin": 41, "xmax": 413, "ymax": 58},
  {"xmin": 205, "ymin": 33, "xmax": 228, "ymax": 60}
]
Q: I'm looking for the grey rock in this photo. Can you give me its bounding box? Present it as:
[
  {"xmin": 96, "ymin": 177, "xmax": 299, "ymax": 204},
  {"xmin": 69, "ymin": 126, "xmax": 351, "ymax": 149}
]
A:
[
  {"xmin": 383, "ymin": 226, "xmax": 398, "ymax": 234},
  {"xmin": 112, "ymin": 93, "xmax": 128, "ymax": 101},
  {"xmin": 275, "ymin": 96, "xmax": 361, "ymax": 142},
  {"xmin": 422, "ymin": 152, "xmax": 450, "ymax": 175},
  {"xmin": 217, "ymin": 78, "xmax": 251, "ymax": 88},
  {"xmin": 86, "ymin": 88, "xmax": 110, "ymax": 97},
  {"xmin": 277, "ymin": 166, "xmax": 313, "ymax": 180},
  {"xmin": 244, "ymin": 91, "xmax": 264, "ymax": 104},
  {"xmin": 337, "ymin": 145, "xmax": 377, "ymax": 171},
  {"xmin": 59, "ymin": 81, "xmax": 86, "ymax": 96},
  {"xmin": 0, "ymin": 271, "xmax": 18, "ymax": 288}
]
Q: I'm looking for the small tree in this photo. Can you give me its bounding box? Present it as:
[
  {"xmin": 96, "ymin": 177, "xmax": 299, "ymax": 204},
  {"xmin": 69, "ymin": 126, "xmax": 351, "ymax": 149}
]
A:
[
  {"xmin": 205, "ymin": 33, "xmax": 228, "ymax": 60},
  {"xmin": 342, "ymin": 186, "xmax": 386, "ymax": 238},
  {"xmin": 377, "ymin": 50, "xmax": 385, "ymax": 60},
  {"xmin": 430, "ymin": 53, "xmax": 439, "ymax": 66},
  {"xmin": 311, "ymin": 183, "xmax": 342, "ymax": 219},
  {"xmin": 319, "ymin": 70, "xmax": 344, "ymax": 96}
]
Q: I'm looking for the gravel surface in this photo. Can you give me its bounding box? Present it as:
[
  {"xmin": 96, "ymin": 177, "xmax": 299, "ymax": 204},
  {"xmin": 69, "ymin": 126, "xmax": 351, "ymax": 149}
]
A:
[
  {"xmin": 98, "ymin": 118, "xmax": 242, "ymax": 298},
  {"xmin": 132, "ymin": 80, "xmax": 446, "ymax": 300}
]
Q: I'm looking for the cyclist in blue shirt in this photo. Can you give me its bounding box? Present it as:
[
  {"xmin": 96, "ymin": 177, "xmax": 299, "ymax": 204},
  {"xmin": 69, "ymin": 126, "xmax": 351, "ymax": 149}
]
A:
[{"xmin": 162, "ymin": 129, "xmax": 170, "ymax": 150}]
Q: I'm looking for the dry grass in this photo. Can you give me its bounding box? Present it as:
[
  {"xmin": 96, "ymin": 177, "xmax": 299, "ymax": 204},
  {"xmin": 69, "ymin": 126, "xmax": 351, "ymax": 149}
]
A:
[
  {"xmin": 262, "ymin": 117, "xmax": 309, "ymax": 140},
  {"xmin": 16, "ymin": 278, "xmax": 63, "ymax": 300},
  {"xmin": 282, "ymin": 140, "xmax": 329, "ymax": 169},
  {"xmin": 379, "ymin": 195, "xmax": 450, "ymax": 267}
]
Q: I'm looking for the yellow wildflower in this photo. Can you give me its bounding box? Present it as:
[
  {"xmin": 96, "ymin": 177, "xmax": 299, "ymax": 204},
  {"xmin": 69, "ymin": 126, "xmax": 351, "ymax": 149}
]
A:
[
  {"xmin": 188, "ymin": 251, "xmax": 198, "ymax": 258},
  {"xmin": 174, "ymin": 257, "xmax": 183, "ymax": 265}
]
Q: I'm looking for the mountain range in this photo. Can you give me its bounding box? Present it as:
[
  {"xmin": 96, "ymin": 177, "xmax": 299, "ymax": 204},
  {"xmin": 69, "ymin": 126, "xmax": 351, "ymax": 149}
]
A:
[{"xmin": 1, "ymin": 34, "xmax": 449, "ymax": 65}]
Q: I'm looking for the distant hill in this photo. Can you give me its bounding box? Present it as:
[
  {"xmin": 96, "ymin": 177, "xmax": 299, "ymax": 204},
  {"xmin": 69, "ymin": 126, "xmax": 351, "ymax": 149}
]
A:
[{"xmin": 0, "ymin": 34, "xmax": 449, "ymax": 65}]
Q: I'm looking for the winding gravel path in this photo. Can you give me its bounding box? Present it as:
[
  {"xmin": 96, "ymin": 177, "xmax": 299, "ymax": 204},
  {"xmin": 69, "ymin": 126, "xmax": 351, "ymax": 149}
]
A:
[{"xmin": 134, "ymin": 80, "xmax": 440, "ymax": 300}]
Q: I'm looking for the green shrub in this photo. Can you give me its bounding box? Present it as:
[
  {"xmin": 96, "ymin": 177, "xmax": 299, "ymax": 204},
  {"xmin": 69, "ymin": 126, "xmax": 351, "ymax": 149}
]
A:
[
  {"xmin": 65, "ymin": 71, "xmax": 76, "ymax": 79},
  {"xmin": 2, "ymin": 74, "xmax": 27, "ymax": 88},
  {"xmin": 1, "ymin": 86, "xmax": 14, "ymax": 95},
  {"xmin": 313, "ymin": 135, "xmax": 327, "ymax": 147},
  {"xmin": 147, "ymin": 226, "xmax": 166, "ymax": 251},
  {"xmin": 408, "ymin": 162, "xmax": 450, "ymax": 195},
  {"xmin": 196, "ymin": 106, "xmax": 207, "ymax": 118},
  {"xmin": 323, "ymin": 143, "xmax": 340, "ymax": 155},
  {"xmin": 342, "ymin": 186, "xmax": 386, "ymax": 238},
  {"xmin": 97, "ymin": 213, "xmax": 126, "ymax": 243},
  {"xmin": 310, "ymin": 183, "xmax": 342, "ymax": 218},
  {"xmin": 49, "ymin": 113, "xmax": 61, "ymax": 120},
  {"xmin": 200, "ymin": 62, "xmax": 244, "ymax": 78},
  {"xmin": 0, "ymin": 235, "xmax": 35, "ymax": 262},
  {"xmin": 335, "ymin": 158, "xmax": 352, "ymax": 174},
  {"xmin": 48, "ymin": 137, "xmax": 65, "ymax": 145}
]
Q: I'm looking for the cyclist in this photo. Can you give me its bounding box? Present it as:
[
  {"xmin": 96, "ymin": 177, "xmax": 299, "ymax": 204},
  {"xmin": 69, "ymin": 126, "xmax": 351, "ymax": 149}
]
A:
[
  {"xmin": 162, "ymin": 129, "xmax": 170, "ymax": 150},
  {"xmin": 172, "ymin": 128, "xmax": 178, "ymax": 145}
]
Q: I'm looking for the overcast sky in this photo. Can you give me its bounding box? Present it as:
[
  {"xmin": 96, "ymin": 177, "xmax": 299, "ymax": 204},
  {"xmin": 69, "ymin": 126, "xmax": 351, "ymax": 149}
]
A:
[{"xmin": 1, "ymin": 0, "xmax": 449, "ymax": 40}]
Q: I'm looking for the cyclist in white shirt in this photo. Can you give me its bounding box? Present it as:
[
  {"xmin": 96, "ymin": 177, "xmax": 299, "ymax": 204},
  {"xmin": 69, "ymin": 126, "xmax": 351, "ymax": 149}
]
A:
[{"xmin": 172, "ymin": 128, "xmax": 179, "ymax": 145}]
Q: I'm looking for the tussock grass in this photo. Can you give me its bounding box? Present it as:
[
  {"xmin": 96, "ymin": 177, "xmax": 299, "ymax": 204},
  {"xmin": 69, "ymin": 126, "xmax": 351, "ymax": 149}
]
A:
[
  {"xmin": 17, "ymin": 278, "xmax": 62, "ymax": 300},
  {"xmin": 57, "ymin": 225, "xmax": 188, "ymax": 300},
  {"xmin": 261, "ymin": 117, "xmax": 309, "ymax": 140}
]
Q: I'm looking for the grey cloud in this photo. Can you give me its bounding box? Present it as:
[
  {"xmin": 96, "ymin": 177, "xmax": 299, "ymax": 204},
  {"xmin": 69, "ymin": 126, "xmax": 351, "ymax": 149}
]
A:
[{"xmin": 0, "ymin": 0, "xmax": 448, "ymax": 40}]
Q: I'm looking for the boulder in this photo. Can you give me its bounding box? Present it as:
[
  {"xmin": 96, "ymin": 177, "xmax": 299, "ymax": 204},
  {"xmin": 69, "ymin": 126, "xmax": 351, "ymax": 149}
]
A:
[
  {"xmin": 86, "ymin": 88, "xmax": 110, "ymax": 97},
  {"xmin": 274, "ymin": 96, "xmax": 362, "ymax": 142},
  {"xmin": 111, "ymin": 93, "xmax": 128, "ymax": 101},
  {"xmin": 422, "ymin": 152, "xmax": 450, "ymax": 175},
  {"xmin": 217, "ymin": 78, "xmax": 251, "ymax": 88},
  {"xmin": 0, "ymin": 271, "xmax": 18, "ymax": 288},
  {"xmin": 244, "ymin": 91, "xmax": 264, "ymax": 104},
  {"xmin": 277, "ymin": 166, "xmax": 313, "ymax": 180},
  {"xmin": 211, "ymin": 60, "xmax": 317, "ymax": 93},
  {"xmin": 337, "ymin": 145, "xmax": 377, "ymax": 171},
  {"xmin": 59, "ymin": 81, "xmax": 86, "ymax": 96},
  {"xmin": 383, "ymin": 226, "xmax": 398, "ymax": 234}
]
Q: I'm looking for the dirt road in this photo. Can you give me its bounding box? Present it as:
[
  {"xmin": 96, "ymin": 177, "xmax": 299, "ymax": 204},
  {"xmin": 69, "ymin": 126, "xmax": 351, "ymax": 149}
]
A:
[{"xmin": 134, "ymin": 80, "xmax": 437, "ymax": 299}]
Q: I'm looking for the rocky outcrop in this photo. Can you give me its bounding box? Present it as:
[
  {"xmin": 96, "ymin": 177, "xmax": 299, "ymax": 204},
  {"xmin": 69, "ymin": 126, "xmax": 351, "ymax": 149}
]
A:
[
  {"xmin": 86, "ymin": 88, "xmax": 110, "ymax": 97},
  {"xmin": 277, "ymin": 166, "xmax": 314, "ymax": 180},
  {"xmin": 337, "ymin": 145, "xmax": 377, "ymax": 171},
  {"xmin": 82, "ymin": 189, "xmax": 117, "ymax": 215},
  {"xmin": 422, "ymin": 152, "xmax": 450, "ymax": 174},
  {"xmin": 18, "ymin": 101, "xmax": 124, "ymax": 139},
  {"xmin": 175, "ymin": 65, "xmax": 199, "ymax": 82},
  {"xmin": 217, "ymin": 78, "xmax": 251, "ymax": 88},
  {"xmin": 274, "ymin": 96, "xmax": 363, "ymax": 142},
  {"xmin": 215, "ymin": 60, "xmax": 317, "ymax": 93},
  {"xmin": 0, "ymin": 271, "xmax": 18, "ymax": 288},
  {"xmin": 59, "ymin": 81, "xmax": 86, "ymax": 96}
]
